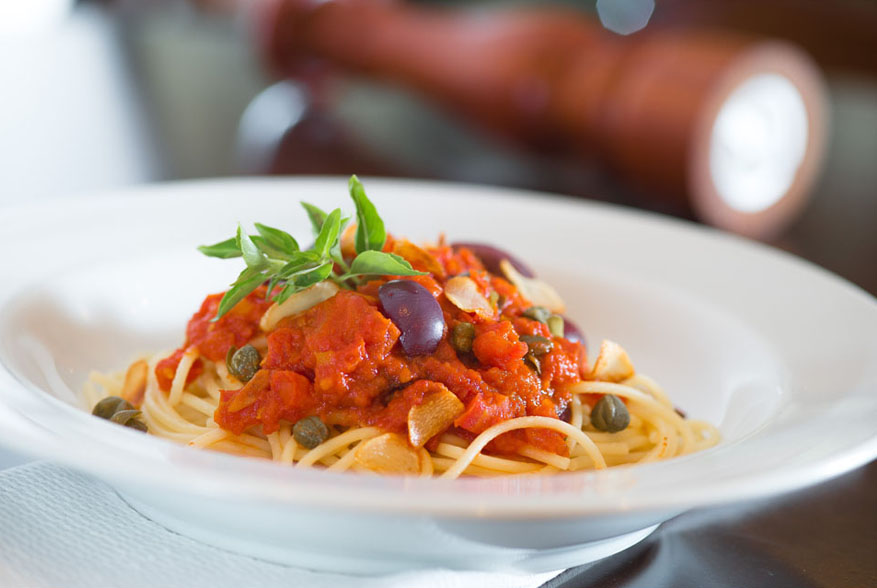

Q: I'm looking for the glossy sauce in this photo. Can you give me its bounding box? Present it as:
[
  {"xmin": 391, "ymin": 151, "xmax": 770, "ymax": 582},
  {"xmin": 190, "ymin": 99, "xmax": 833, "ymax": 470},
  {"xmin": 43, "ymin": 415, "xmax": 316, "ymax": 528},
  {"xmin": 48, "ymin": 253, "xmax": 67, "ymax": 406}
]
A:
[{"xmin": 158, "ymin": 244, "xmax": 587, "ymax": 456}]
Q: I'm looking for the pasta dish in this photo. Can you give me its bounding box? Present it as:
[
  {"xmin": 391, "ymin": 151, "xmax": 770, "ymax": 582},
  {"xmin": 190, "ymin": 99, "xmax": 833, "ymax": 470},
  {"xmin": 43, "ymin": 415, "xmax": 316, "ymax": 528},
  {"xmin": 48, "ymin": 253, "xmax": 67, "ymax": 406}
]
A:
[{"xmin": 85, "ymin": 176, "xmax": 719, "ymax": 477}]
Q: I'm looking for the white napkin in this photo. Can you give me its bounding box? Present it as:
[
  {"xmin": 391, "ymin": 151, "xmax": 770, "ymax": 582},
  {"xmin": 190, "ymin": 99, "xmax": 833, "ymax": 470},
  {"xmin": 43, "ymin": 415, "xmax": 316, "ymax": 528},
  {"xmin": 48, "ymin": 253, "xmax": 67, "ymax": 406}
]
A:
[{"xmin": 0, "ymin": 463, "xmax": 563, "ymax": 588}]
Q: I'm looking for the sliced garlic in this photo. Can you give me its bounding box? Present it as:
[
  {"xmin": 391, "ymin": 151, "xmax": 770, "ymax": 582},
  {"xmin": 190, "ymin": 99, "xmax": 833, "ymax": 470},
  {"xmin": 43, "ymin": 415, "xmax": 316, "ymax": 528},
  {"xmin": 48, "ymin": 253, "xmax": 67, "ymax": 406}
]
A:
[
  {"xmin": 444, "ymin": 276, "xmax": 493, "ymax": 318},
  {"xmin": 499, "ymin": 259, "xmax": 565, "ymax": 313},
  {"xmin": 354, "ymin": 432, "xmax": 421, "ymax": 474},
  {"xmin": 259, "ymin": 281, "xmax": 340, "ymax": 332},
  {"xmin": 121, "ymin": 359, "xmax": 148, "ymax": 407},
  {"xmin": 392, "ymin": 240, "xmax": 445, "ymax": 278},
  {"xmin": 407, "ymin": 385, "xmax": 465, "ymax": 448},
  {"xmin": 589, "ymin": 340, "xmax": 635, "ymax": 382}
]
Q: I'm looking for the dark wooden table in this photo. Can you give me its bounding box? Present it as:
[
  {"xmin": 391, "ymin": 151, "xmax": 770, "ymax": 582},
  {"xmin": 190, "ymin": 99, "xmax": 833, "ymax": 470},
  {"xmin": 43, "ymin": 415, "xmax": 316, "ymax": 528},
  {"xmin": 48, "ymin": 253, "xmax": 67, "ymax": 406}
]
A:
[{"xmin": 549, "ymin": 461, "xmax": 877, "ymax": 588}]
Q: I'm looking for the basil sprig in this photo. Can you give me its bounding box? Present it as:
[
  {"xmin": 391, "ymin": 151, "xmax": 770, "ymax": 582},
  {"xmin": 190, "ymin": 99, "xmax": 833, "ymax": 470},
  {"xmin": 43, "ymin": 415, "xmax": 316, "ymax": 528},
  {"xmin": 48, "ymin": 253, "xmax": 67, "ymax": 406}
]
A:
[
  {"xmin": 199, "ymin": 175, "xmax": 426, "ymax": 320},
  {"xmin": 349, "ymin": 174, "xmax": 386, "ymax": 253}
]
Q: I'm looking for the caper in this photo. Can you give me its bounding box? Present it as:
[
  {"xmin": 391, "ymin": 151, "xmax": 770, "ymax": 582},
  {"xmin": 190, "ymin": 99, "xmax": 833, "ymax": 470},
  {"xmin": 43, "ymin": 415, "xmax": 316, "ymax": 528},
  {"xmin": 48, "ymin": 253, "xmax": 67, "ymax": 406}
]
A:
[
  {"xmin": 110, "ymin": 409, "xmax": 148, "ymax": 432},
  {"xmin": 92, "ymin": 396, "xmax": 147, "ymax": 432},
  {"xmin": 125, "ymin": 419, "xmax": 148, "ymax": 433},
  {"xmin": 450, "ymin": 322, "xmax": 476, "ymax": 353},
  {"xmin": 522, "ymin": 306, "xmax": 550, "ymax": 324},
  {"xmin": 520, "ymin": 334, "xmax": 553, "ymax": 357},
  {"xmin": 591, "ymin": 394, "xmax": 630, "ymax": 433},
  {"xmin": 228, "ymin": 344, "xmax": 261, "ymax": 382},
  {"xmin": 293, "ymin": 416, "xmax": 329, "ymax": 449},
  {"xmin": 110, "ymin": 409, "xmax": 141, "ymax": 426},
  {"xmin": 524, "ymin": 352, "xmax": 541, "ymax": 375},
  {"xmin": 547, "ymin": 314, "xmax": 565, "ymax": 338},
  {"xmin": 92, "ymin": 396, "xmax": 133, "ymax": 420}
]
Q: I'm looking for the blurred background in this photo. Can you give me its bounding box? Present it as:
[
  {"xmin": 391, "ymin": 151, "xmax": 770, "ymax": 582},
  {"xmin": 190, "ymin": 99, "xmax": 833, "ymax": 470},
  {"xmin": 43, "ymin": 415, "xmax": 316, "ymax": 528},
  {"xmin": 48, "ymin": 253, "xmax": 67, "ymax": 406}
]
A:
[{"xmin": 1, "ymin": 0, "xmax": 875, "ymax": 294}]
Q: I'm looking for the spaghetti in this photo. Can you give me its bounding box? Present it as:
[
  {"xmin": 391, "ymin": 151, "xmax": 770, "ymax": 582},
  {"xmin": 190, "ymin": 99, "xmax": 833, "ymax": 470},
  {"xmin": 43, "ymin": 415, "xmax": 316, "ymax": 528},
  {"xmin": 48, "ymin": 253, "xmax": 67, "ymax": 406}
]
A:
[
  {"xmin": 84, "ymin": 177, "xmax": 719, "ymax": 478},
  {"xmin": 84, "ymin": 349, "xmax": 718, "ymax": 477}
]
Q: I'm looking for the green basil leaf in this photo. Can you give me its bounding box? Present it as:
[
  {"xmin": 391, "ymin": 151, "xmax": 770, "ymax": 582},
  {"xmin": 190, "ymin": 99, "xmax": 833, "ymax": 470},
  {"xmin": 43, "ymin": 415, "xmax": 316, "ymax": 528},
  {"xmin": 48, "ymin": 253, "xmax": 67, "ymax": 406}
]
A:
[
  {"xmin": 301, "ymin": 202, "xmax": 328, "ymax": 236},
  {"xmin": 276, "ymin": 251, "xmax": 324, "ymax": 279},
  {"xmin": 237, "ymin": 226, "xmax": 267, "ymax": 270},
  {"xmin": 276, "ymin": 255, "xmax": 313, "ymax": 278},
  {"xmin": 274, "ymin": 261, "xmax": 334, "ymax": 303},
  {"xmin": 215, "ymin": 270, "xmax": 266, "ymax": 320},
  {"xmin": 197, "ymin": 237, "xmax": 241, "ymax": 259},
  {"xmin": 265, "ymin": 275, "xmax": 282, "ymax": 299},
  {"xmin": 254, "ymin": 223, "xmax": 299, "ymax": 255},
  {"xmin": 314, "ymin": 208, "xmax": 342, "ymax": 259},
  {"xmin": 276, "ymin": 262, "xmax": 315, "ymax": 281},
  {"xmin": 348, "ymin": 251, "xmax": 426, "ymax": 277},
  {"xmin": 274, "ymin": 284, "xmax": 296, "ymax": 305},
  {"xmin": 292, "ymin": 260, "xmax": 334, "ymax": 288},
  {"xmin": 349, "ymin": 175, "xmax": 386, "ymax": 253},
  {"xmin": 252, "ymin": 235, "xmax": 302, "ymax": 262},
  {"xmin": 330, "ymin": 216, "xmax": 351, "ymax": 264},
  {"xmin": 250, "ymin": 236, "xmax": 283, "ymax": 261}
]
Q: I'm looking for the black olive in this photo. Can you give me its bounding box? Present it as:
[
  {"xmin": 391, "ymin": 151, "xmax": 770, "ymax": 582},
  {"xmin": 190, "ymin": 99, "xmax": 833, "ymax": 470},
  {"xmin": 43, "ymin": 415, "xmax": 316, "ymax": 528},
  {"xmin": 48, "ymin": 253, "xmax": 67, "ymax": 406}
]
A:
[
  {"xmin": 92, "ymin": 396, "xmax": 133, "ymax": 420},
  {"xmin": 591, "ymin": 395, "xmax": 630, "ymax": 433},
  {"xmin": 293, "ymin": 416, "xmax": 329, "ymax": 449},
  {"xmin": 378, "ymin": 280, "xmax": 446, "ymax": 356},
  {"xmin": 228, "ymin": 344, "xmax": 261, "ymax": 382},
  {"xmin": 450, "ymin": 322, "xmax": 476, "ymax": 354}
]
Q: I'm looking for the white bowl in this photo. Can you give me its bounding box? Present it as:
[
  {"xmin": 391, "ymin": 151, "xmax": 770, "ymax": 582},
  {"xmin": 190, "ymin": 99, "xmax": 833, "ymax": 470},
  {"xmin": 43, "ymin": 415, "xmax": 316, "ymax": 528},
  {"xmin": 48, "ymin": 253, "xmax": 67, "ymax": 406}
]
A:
[{"xmin": 0, "ymin": 178, "xmax": 875, "ymax": 573}]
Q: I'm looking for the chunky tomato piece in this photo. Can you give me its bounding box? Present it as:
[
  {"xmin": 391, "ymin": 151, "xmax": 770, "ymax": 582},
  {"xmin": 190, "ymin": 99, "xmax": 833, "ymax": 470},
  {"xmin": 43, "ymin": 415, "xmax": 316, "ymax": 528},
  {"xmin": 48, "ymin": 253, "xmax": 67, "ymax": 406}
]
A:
[
  {"xmin": 263, "ymin": 291, "xmax": 401, "ymax": 418},
  {"xmin": 540, "ymin": 338, "xmax": 582, "ymax": 394},
  {"xmin": 215, "ymin": 369, "xmax": 314, "ymax": 435},
  {"xmin": 455, "ymin": 390, "xmax": 522, "ymax": 434},
  {"xmin": 472, "ymin": 321, "xmax": 528, "ymax": 368}
]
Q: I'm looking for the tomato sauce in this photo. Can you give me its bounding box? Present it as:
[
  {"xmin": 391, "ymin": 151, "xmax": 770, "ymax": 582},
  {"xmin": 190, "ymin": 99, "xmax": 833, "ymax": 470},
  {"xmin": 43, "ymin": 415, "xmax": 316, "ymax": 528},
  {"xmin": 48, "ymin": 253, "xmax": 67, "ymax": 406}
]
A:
[
  {"xmin": 155, "ymin": 287, "xmax": 272, "ymax": 390},
  {"xmin": 158, "ymin": 246, "xmax": 587, "ymax": 457}
]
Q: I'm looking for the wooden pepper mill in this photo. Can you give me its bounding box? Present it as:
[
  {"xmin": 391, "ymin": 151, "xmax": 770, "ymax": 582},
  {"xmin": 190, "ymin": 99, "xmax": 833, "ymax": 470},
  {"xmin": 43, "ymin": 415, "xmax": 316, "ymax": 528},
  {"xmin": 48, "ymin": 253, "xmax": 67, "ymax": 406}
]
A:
[{"xmin": 249, "ymin": 0, "xmax": 828, "ymax": 238}]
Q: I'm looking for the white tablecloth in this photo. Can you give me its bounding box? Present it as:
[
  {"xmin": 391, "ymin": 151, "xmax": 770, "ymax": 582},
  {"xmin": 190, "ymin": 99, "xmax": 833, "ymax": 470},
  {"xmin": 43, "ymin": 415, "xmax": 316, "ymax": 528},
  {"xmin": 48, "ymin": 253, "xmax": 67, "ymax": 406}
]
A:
[{"xmin": 0, "ymin": 461, "xmax": 563, "ymax": 588}]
